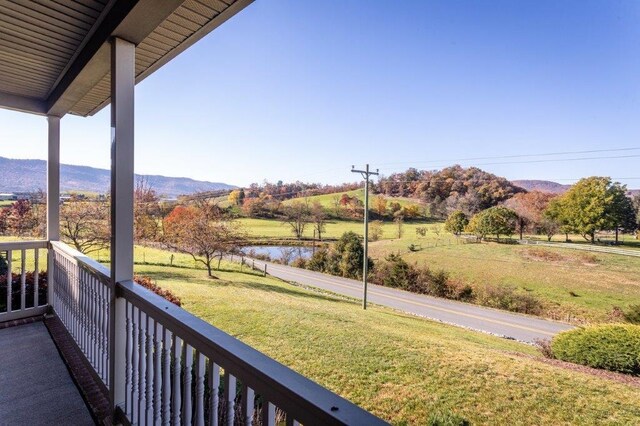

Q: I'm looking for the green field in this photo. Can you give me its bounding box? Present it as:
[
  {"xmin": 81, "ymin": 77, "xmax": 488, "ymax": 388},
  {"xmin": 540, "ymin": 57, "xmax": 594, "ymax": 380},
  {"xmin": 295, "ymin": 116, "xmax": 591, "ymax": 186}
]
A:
[
  {"xmin": 283, "ymin": 189, "xmax": 423, "ymax": 210},
  {"xmin": 239, "ymin": 217, "xmax": 431, "ymax": 241},
  {"xmin": 130, "ymin": 261, "xmax": 640, "ymax": 425}
]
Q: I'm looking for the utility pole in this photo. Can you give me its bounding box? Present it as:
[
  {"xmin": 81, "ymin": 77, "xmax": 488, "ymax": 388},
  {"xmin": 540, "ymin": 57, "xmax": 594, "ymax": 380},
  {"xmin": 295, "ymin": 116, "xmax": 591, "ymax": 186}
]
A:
[{"xmin": 351, "ymin": 164, "xmax": 379, "ymax": 309}]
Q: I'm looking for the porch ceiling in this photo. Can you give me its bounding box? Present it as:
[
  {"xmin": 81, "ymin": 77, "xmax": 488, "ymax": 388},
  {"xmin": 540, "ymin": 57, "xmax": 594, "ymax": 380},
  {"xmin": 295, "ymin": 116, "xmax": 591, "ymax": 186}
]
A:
[{"xmin": 0, "ymin": 0, "xmax": 252, "ymax": 117}]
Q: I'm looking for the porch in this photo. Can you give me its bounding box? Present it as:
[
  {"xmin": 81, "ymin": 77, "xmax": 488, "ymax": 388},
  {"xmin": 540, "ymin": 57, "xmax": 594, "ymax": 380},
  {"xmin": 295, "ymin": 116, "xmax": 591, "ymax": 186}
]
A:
[
  {"xmin": 0, "ymin": 321, "xmax": 93, "ymax": 424},
  {"xmin": 0, "ymin": 0, "xmax": 384, "ymax": 424},
  {"xmin": 0, "ymin": 239, "xmax": 384, "ymax": 425}
]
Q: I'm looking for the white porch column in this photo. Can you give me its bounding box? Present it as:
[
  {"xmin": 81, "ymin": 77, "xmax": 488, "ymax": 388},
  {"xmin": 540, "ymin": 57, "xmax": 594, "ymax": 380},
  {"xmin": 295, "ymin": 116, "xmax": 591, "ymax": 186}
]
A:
[
  {"xmin": 47, "ymin": 116, "xmax": 60, "ymax": 241},
  {"xmin": 47, "ymin": 115, "xmax": 60, "ymax": 311},
  {"xmin": 109, "ymin": 37, "xmax": 135, "ymax": 415}
]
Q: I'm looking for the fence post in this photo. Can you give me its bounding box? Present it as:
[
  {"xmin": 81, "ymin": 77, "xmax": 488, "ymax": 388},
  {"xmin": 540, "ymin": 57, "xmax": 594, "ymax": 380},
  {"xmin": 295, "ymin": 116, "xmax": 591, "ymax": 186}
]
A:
[
  {"xmin": 264, "ymin": 264, "xmax": 267, "ymax": 277},
  {"xmin": 252, "ymin": 260, "xmax": 255, "ymax": 270}
]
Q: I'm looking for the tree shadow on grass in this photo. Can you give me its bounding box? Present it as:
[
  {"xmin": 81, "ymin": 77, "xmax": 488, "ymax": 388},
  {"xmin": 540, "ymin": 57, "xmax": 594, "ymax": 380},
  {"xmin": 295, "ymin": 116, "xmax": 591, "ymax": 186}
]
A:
[
  {"xmin": 138, "ymin": 267, "xmax": 358, "ymax": 306},
  {"xmin": 217, "ymin": 279, "xmax": 359, "ymax": 306}
]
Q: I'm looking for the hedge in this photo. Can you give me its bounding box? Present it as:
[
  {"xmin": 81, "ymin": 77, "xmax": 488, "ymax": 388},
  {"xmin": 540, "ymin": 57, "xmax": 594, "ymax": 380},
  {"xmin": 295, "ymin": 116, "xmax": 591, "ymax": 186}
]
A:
[{"xmin": 551, "ymin": 324, "xmax": 640, "ymax": 375}]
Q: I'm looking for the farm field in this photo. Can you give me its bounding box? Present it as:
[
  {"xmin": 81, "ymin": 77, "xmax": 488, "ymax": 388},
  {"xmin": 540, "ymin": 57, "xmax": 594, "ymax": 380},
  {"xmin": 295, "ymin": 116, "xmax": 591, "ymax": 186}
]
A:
[
  {"xmin": 234, "ymin": 218, "xmax": 640, "ymax": 323},
  {"xmin": 238, "ymin": 217, "xmax": 431, "ymax": 241},
  {"xmin": 129, "ymin": 261, "xmax": 640, "ymax": 425}
]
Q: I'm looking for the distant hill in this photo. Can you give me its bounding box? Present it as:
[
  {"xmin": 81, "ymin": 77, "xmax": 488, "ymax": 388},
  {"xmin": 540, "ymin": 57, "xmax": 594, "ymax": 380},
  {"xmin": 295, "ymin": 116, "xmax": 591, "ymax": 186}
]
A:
[
  {"xmin": 511, "ymin": 180, "xmax": 571, "ymax": 194},
  {"xmin": 513, "ymin": 179, "xmax": 639, "ymax": 197},
  {"xmin": 0, "ymin": 156, "xmax": 235, "ymax": 197}
]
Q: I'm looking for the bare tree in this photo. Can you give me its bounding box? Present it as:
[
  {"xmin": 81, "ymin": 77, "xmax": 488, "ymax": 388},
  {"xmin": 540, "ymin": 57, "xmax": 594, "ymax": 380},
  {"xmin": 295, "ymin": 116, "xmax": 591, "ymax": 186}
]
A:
[
  {"xmin": 281, "ymin": 201, "xmax": 311, "ymax": 239},
  {"xmin": 60, "ymin": 200, "xmax": 110, "ymax": 254},
  {"xmin": 311, "ymin": 202, "xmax": 327, "ymax": 241},
  {"xmin": 134, "ymin": 177, "xmax": 161, "ymax": 243}
]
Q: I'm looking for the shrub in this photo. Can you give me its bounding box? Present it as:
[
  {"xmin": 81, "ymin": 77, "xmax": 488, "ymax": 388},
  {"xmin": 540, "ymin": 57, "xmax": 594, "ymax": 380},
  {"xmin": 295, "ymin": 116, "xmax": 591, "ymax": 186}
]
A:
[
  {"xmin": 533, "ymin": 338, "xmax": 554, "ymax": 358},
  {"xmin": 291, "ymin": 257, "xmax": 307, "ymax": 269},
  {"xmin": 134, "ymin": 275, "xmax": 181, "ymax": 306},
  {"xmin": 0, "ymin": 254, "xmax": 7, "ymax": 275},
  {"xmin": 476, "ymin": 285, "xmax": 543, "ymax": 315},
  {"xmin": 551, "ymin": 324, "xmax": 640, "ymax": 375},
  {"xmin": 0, "ymin": 270, "xmax": 48, "ymax": 311},
  {"xmin": 306, "ymin": 247, "xmax": 330, "ymax": 272},
  {"xmin": 623, "ymin": 305, "xmax": 640, "ymax": 325}
]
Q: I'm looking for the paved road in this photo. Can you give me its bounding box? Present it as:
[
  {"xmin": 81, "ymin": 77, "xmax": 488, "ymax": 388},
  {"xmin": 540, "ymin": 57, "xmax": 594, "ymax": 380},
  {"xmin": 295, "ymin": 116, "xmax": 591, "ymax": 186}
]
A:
[{"xmin": 248, "ymin": 259, "xmax": 574, "ymax": 343}]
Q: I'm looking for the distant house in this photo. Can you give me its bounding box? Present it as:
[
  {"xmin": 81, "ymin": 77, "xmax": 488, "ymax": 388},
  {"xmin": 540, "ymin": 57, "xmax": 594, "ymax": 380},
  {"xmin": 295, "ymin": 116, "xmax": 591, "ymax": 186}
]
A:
[{"xmin": 0, "ymin": 193, "xmax": 17, "ymax": 201}]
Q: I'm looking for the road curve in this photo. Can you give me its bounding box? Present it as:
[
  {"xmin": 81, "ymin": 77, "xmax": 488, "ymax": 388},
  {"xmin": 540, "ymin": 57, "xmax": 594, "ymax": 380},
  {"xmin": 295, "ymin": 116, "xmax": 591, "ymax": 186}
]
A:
[{"xmin": 249, "ymin": 259, "xmax": 574, "ymax": 343}]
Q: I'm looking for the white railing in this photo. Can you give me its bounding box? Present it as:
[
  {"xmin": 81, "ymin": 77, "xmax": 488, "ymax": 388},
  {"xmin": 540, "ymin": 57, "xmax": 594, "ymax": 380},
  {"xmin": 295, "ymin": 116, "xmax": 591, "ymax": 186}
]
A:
[
  {"xmin": 0, "ymin": 240, "xmax": 48, "ymax": 322},
  {"xmin": 45, "ymin": 241, "xmax": 385, "ymax": 425},
  {"xmin": 51, "ymin": 241, "xmax": 111, "ymax": 385}
]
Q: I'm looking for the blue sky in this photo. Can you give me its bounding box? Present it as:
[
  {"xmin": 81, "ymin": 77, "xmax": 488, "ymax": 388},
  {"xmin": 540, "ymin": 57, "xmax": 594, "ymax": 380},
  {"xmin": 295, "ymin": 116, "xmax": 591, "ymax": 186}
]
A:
[{"xmin": 1, "ymin": 0, "xmax": 639, "ymax": 188}]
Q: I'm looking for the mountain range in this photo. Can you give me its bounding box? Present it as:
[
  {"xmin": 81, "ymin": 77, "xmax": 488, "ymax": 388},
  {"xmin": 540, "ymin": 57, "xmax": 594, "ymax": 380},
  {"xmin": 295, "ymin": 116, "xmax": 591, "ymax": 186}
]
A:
[
  {"xmin": 0, "ymin": 156, "xmax": 235, "ymax": 197},
  {"xmin": 514, "ymin": 179, "xmax": 639, "ymax": 197}
]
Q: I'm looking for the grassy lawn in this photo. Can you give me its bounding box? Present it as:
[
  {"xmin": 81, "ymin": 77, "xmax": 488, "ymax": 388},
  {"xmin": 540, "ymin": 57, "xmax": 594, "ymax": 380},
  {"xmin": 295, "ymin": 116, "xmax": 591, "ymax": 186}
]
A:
[{"xmin": 132, "ymin": 262, "xmax": 640, "ymax": 425}]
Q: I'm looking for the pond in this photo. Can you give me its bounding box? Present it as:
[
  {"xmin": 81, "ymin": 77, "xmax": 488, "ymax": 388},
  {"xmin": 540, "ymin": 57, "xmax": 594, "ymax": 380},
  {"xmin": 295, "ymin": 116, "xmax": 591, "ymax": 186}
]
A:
[{"xmin": 241, "ymin": 246, "xmax": 314, "ymax": 264}]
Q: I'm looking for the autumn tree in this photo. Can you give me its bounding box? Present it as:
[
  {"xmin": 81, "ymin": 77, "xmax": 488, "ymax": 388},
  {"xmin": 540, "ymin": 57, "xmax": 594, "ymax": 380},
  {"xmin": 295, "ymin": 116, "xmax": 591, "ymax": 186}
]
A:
[
  {"xmin": 163, "ymin": 205, "xmax": 245, "ymax": 277},
  {"xmin": 466, "ymin": 206, "xmax": 517, "ymax": 241},
  {"xmin": 503, "ymin": 191, "xmax": 556, "ymax": 239},
  {"xmin": 0, "ymin": 207, "xmax": 10, "ymax": 235},
  {"xmin": 281, "ymin": 201, "xmax": 311, "ymax": 239},
  {"xmin": 373, "ymin": 195, "xmax": 387, "ymax": 216},
  {"xmin": 444, "ymin": 210, "xmax": 468, "ymax": 236},
  {"xmin": 60, "ymin": 200, "xmax": 110, "ymax": 254},
  {"xmin": 6, "ymin": 199, "xmax": 37, "ymax": 237},
  {"xmin": 227, "ymin": 189, "xmax": 245, "ymax": 206},
  {"xmin": 401, "ymin": 204, "xmax": 421, "ymax": 219}
]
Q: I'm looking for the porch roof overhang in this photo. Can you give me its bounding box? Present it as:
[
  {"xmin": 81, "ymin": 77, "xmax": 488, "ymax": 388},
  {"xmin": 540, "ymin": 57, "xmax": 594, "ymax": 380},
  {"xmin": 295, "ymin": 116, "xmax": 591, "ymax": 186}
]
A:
[{"xmin": 0, "ymin": 0, "xmax": 253, "ymax": 118}]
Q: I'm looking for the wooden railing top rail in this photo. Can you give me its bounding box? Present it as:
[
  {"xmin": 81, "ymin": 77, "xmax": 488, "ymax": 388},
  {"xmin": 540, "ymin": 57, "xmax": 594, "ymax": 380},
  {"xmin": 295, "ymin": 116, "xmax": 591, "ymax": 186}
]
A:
[
  {"xmin": 118, "ymin": 280, "xmax": 387, "ymax": 426},
  {"xmin": 0, "ymin": 240, "xmax": 48, "ymax": 251},
  {"xmin": 50, "ymin": 241, "xmax": 112, "ymax": 288}
]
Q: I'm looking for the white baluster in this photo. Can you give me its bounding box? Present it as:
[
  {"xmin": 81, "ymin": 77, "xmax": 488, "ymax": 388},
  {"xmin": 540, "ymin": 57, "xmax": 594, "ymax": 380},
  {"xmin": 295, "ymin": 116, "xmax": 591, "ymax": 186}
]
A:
[
  {"xmin": 6, "ymin": 250, "xmax": 11, "ymax": 313},
  {"xmin": 154, "ymin": 322, "xmax": 162, "ymax": 424},
  {"xmin": 194, "ymin": 352, "xmax": 205, "ymax": 426},
  {"xmin": 139, "ymin": 310, "xmax": 147, "ymax": 425},
  {"xmin": 131, "ymin": 306, "xmax": 139, "ymax": 422},
  {"xmin": 146, "ymin": 316, "xmax": 154, "ymax": 423},
  {"xmin": 208, "ymin": 361, "xmax": 220, "ymax": 426},
  {"xmin": 162, "ymin": 328, "xmax": 172, "ymax": 425},
  {"xmin": 20, "ymin": 249, "xmax": 26, "ymax": 311},
  {"xmin": 182, "ymin": 344, "xmax": 193, "ymax": 425},
  {"xmin": 34, "ymin": 249, "xmax": 39, "ymax": 307},
  {"xmin": 171, "ymin": 336, "xmax": 182, "ymax": 426},
  {"xmin": 224, "ymin": 372, "xmax": 236, "ymax": 426},
  {"xmin": 261, "ymin": 402, "xmax": 276, "ymax": 426},
  {"xmin": 125, "ymin": 302, "xmax": 132, "ymax": 418},
  {"xmin": 242, "ymin": 384, "xmax": 254, "ymax": 426}
]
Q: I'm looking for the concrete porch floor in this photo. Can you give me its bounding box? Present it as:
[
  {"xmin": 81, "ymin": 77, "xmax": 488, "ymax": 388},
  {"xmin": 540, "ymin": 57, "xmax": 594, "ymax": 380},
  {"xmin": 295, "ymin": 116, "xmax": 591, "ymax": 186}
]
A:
[{"xmin": 0, "ymin": 322, "xmax": 94, "ymax": 425}]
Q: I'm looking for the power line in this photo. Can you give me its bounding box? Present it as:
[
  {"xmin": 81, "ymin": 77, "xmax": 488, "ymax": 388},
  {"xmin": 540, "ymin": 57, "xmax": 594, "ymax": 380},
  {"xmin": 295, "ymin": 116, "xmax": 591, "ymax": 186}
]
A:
[{"xmin": 376, "ymin": 146, "xmax": 640, "ymax": 167}]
